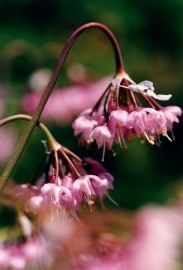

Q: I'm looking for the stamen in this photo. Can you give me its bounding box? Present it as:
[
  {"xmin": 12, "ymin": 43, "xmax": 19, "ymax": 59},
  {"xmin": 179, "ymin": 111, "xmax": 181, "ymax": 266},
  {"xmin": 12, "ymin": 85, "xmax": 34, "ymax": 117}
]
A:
[
  {"xmin": 120, "ymin": 128, "xmax": 128, "ymax": 149},
  {"xmin": 144, "ymin": 132, "xmax": 154, "ymax": 145},
  {"xmin": 107, "ymin": 194, "xmax": 119, "ymax": 206},
  {"xmin": 100, "ymin": 199, "xmax": 106, "ymax": 210},
  {"xmin": 102, "ymin": 142, "xmax": 106, "ymax": 162},
  {"xmin": 171, "ymin": 130, "xmax": 175, "ymax": 141},
  {"xmin": 157, "ymin": 134, "xmax": 162, "ymax": 144},
  {"xmin": 117, "ymin": 128, "xmax": 122, "ymax": 148},
  {"xmin": 86, "ymin": 196, "xmax": 94, "ymax": 211},
  {"xmin": 110, "ymin": 148, "xmax": 117, "ymax": 157},
  {"xmin": 162, "ymin": 131, "xmax": 172, "ymax": 142}
]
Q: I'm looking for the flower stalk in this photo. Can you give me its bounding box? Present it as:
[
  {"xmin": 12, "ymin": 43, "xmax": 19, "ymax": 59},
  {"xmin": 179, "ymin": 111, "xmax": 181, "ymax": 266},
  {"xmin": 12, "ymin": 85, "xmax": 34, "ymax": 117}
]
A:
[{"xmin": 0, "ymin": 22, "xmax": 124, "ymax": 192}]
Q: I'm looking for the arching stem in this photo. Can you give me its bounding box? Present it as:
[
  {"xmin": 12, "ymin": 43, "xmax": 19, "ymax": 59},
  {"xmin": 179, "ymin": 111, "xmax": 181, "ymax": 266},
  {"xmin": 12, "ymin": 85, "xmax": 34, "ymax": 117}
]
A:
[
  {"xmin": 0, "ymin": 114, "xmax": 60, "ymax": 151},
  {"xmin": 0, "ymin": 22, "xmax": 125, "ymax": 192}
]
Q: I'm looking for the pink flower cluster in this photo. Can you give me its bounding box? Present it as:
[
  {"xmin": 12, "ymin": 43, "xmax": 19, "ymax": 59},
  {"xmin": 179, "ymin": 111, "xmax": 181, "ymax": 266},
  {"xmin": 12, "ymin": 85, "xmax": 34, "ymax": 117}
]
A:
[
  {"xmin": 0, "ymin": 237, "xmax": 44, "ymax": 270},
  {"xmin": 72, "ymin": 74, "xmax": 182, "ymax": 153},
  {"xmin": 13, "ymin": 154, "xmax": 114, "ymax": 218}
]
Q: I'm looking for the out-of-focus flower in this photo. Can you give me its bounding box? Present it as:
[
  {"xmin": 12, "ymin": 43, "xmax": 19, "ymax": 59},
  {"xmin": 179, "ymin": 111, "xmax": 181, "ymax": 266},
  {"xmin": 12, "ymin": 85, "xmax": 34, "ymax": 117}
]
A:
[
  {"xmin": 0, "ymin": 85, "xmax": 17, "ymax": 164},
  {"xmin": 0, "ymin": 127, "xmax": 17, "ymax": 163},
  {"xmin": 72, "ymin": 72, "xmax": 182, "ymax": 154},
  {"xmin": 0, "ymin": 237, "xmax": 45, "ymax": 270},
  {"xmin": 28, "ymin": 68, "xmax": 52, "ymax": 92},
  {"xmin": 129, "ymin": 205, "xmax": 183, "ymax": 270},
  {"xmin": 73, "ymin": 205, "xmax": 183, "ymax": 270},
  {"xmin": 21, "ymin": 76, "xmax": 111, "ymax": 125}
]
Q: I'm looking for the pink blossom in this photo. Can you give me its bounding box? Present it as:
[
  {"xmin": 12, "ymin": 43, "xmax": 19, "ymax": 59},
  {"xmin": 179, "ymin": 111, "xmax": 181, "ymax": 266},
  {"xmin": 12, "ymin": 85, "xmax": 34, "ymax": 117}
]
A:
[
  {"xmin": 0, "ymin": 237, "xmax": 45, "ymax": 270},
  {"xmin": 72, "ymin": 173, "xmax": 113, "ymax": 205},
  {"xmin": 41, "ymin": 183, "xmax": 73, "ymax": 207},
  {"xmin": 146, "ymin": 109, "xmax": 167, "ymax": 135},
  {"xmin": 0, "ymin": 127, "xmax": 17, "ymax": 163},
  {"xmin": 109, "ymin": 109, "xmax": 129, "ymax": 132},
  {"xmin": 72, "ymin": 175, "xmax": 96, "ymax": 204},
  {"xmin": 126, "ymin": 109, "xmax": 147, "ymax": 135},
  {"xmin": 98, "ymin": 172, "xmax": 114, "ymax": 190},
  {"xmin": 90, "ymin": 125, "xmax": 114, "ymax": 149},
  {"xmin": 25, "ymin": 195, "xmax": 43, "ymax": 215},
  {"xmin": 129, "ymin": 206, "xmax": 183, "ymax": 270},
  {"xmin": 61, "ymin": 174, "xmax": 74, "ymax": 189},
  {"xmin": 162, "ymin": 106, "xmax": 182, "ymax": 129},
  {"xmin": 72, "ymin": 109, "xmax": 98, "ymax": 142},
  {"xmin": 72, "ymin": 73, "xmax": 181, "ymax": 149}
]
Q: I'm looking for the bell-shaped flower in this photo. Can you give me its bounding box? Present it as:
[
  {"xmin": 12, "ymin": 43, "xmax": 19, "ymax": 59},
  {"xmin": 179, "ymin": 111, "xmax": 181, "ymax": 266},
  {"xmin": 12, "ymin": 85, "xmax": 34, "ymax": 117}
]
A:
[
  {"xmin": 109, "ymin": 109, "xmax": 129, "ymax": 132},
  {"xmin": 126, "ymin": 109, "xmax": 147, "ymax": 136},
  {"xmin": 90, "ymin": 125, "xmax": 114, "ymax": 149},
  {"xmin": 72, "ymin": 108, "xmax": 98, "ymax": 141},
  {"xmin": 162, "ymin": 106, "xmax": 182, "ymax": 129},
  {"xmin": 41, "ymin": 183, "xmax": 73, "ymax": 207},
  {"xmin": 25, "ymin": 195, "xmax": 43, "ymax": 215}
]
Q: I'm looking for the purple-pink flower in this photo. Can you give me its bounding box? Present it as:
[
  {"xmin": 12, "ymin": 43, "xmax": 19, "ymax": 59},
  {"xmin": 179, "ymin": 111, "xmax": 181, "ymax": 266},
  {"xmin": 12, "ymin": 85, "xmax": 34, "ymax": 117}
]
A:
[
  {"xmin": 72, "ymin": 73, "xmax": 182, "ymax": 151},
  {"xmin": 13, "ymin": 146, "xmax": 114, "ymax": 217}
]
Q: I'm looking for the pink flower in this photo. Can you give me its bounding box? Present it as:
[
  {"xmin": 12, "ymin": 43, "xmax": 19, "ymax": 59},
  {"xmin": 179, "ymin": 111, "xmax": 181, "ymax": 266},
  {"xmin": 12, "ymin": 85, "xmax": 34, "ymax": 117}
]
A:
[
  {"xmin": 0, "ymin": 127, "xmax": 17, "ymax": 163},
  {"xmin": 72, "ymin": 73, "xmax": 182, "ymax": 149},
  {"xmin": 162, "ymin": 106, "xmax": 182, "ymax": 129},
  {"xmin": 0, "ymin": 237, "xmax": 45, "ymax": 270},
  {"xmin": 126, "ymin": 109, "xmax": 148, "ymax": 135},
  {"xmin": 109, "ymin": 109, "xmax": 129, "ymax": 132},
  {"xmin": 146, "ymin": 109, "xmax": 167, "ymax": 135},
  {"xmin": 41, "ymin": 183, "xmax": 73, "ymax": 207},
  {"xmin": 25, "ymin": 195, "xmax": 43, "ymax": 215},
  {"xmin": 129, "ymin": 206, "xmax": 183, "ymax": 270},
  {"xmin": 72, "ymin": 175, "xmax": 96, "ymax": 204},
  {"xmin": 90, "ymin": 125, "xmax": 114, "ymax": 148},
  {"xmin": 72, "ymin": 109, "xmax": 98, "ymax": 142},
  {"xmin": 13, "ymin": 145, "xmax": 115, "ymax": 215}
]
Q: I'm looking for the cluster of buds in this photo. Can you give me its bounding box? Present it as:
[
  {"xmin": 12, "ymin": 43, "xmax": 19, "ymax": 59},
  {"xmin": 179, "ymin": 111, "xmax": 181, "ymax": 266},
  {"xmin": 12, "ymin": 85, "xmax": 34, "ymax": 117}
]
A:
[{"xmin": 73, "ymin": 73, "xmax": 182, "ymax": 158}]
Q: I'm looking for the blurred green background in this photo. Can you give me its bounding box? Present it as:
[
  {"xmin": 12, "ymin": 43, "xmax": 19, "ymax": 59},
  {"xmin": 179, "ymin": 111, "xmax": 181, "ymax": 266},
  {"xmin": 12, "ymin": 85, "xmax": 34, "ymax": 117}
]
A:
[{"xmin": 0, "ymin": 0, "xmax": 182, "ymax": 212}]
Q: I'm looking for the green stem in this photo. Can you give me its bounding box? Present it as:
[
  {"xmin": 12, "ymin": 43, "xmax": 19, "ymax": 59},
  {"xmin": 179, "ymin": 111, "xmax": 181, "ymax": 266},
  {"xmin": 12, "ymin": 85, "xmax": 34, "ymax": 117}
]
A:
[
  {"xmin": 0, "ymin": 22, "xmax": 125, "ymax": 192},
  {"xmin": 0, "ymin": 114, "xmax": 60, "ymax": 150},
  {"xmin": 0, "ymin": 114, "xmax": 61, "ymax": 191}
]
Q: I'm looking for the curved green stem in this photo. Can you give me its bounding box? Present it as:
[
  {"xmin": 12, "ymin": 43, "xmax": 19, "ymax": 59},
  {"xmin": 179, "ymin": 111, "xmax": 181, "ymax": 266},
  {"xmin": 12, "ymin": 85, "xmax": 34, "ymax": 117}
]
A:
[
  {"xmin": 0, "ymin": 114, "xmax": 60, "ymax": 151},
  {"xmin": 0, "ymin": 22, "xmax": 124, "ymax": 192}
]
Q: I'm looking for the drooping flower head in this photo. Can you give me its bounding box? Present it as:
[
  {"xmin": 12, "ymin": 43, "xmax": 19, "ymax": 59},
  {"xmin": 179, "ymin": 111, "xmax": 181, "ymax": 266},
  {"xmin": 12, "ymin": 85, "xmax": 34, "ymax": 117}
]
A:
[
  {"xmin": 72, "ymin": 71, "xmax": 182, "ymax": 153},
  {"xmin": 13, "ymin": 143, "xmax": 114, "ymax": 220}
]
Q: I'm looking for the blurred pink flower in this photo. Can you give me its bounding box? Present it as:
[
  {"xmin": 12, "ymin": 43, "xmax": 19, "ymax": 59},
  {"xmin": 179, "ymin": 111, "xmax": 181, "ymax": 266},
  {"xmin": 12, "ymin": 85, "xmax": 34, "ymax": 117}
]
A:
[
  {"xmin": 0, "ymin": 127, "xmax": 17, "ymax": 163},
  {"xmin": 21, "ymin": 76, "xmax": 111, "ymax": 125},
  {"xmin": 129, "ymin": 205, "xmax": 183, "ymax": 270},
  {"xmin": 0, "ymin": 237, "xmax": 45, "ymax": 270},
  {"xmin": 73, "ymin": 205, "xmax": 183, "ymax": 270}
]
